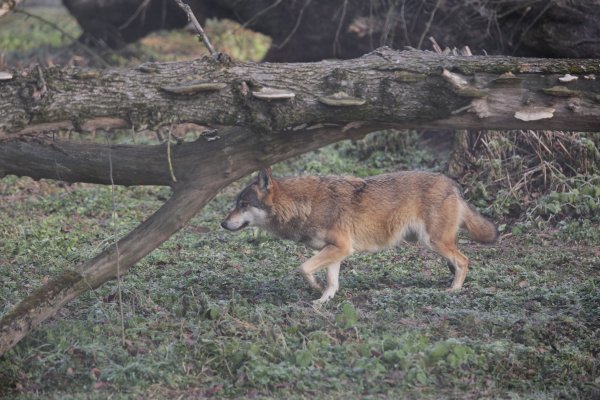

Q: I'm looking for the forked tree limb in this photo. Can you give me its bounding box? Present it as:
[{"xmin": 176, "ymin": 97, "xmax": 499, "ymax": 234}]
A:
[
  {"xmin": 2, "ymin": 48, "xmax": 599, "ymax": 188},
  {"xmin": 0, "ymin": 136, "xmax": 177, "ymax": 186},
  {"xmin": 0, "ymin": 123, "xmax": 383, "ymax": 356},
  {"xmin": 0, "ymin": 121, "xmax": 391, "ymax": 186}
]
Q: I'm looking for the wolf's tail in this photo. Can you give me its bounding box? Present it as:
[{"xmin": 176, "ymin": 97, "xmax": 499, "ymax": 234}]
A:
[{"xmin": 461, "ymin": 203, "xmax": 499, "ymax": 244}]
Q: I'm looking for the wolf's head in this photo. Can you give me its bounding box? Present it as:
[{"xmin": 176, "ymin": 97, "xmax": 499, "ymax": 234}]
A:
[{"xmin": 221, "ymin": 168, "xmax": 274, "ymax": 231}]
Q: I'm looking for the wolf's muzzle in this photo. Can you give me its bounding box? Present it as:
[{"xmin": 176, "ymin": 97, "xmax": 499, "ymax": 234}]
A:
[{"xmin": 221, "ymin": 220, "xmax": 249, "ymax": 231}]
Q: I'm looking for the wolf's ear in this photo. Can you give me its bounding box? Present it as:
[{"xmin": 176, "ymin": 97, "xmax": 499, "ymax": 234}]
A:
[{"xmin": 257, "ymin": 167, "xmax": 273, "ymax": 192}]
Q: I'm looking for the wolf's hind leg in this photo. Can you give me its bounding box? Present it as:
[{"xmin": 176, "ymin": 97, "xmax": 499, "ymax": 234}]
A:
[
  {"xmin": 431, "ymin": 241, "xmax": 469, "ymax": 290},
  {"xmin": 303, "ymin": 272, "xmax": 322, "ymax": 292},
  {"xmin": 446, "ymin": 261, "xmax": 456, "ymax": 275},
  {"xmin": 448, "ymin": 251, "xmax": 469, "ymax": 290}
]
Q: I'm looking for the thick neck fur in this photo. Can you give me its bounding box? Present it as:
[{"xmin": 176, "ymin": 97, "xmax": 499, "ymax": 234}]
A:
[
  {"xmin": 271, "ymin": 180, "xmax": 311, "ymax": 222},
  {"xmin": 263, "ymin": 179, "xmax": 312, "ymax": 238}
]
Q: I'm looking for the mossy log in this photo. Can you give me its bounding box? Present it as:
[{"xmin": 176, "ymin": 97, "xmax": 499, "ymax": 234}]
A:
[{"xmin": 2, "ymin": 48, "xmax": 600, "ymax": 141}]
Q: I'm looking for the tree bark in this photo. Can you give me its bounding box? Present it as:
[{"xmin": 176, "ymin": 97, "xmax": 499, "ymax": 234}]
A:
[
  {"xmin": 2, "ymin": 48, "xmax": 600, "ymax": 143},
  {"xmin": 0, "ymin": 136, "xmax": 176, "ymax": 186},
  {"xmin": 1, "ymin": 48, "xmax": 600, "ymax": 356}
]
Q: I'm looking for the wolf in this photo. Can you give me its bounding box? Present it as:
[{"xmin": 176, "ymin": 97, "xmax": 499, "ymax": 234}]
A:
[{"xmin": 221, "ymin": 168, "xmax": 498, "ymax": 304}]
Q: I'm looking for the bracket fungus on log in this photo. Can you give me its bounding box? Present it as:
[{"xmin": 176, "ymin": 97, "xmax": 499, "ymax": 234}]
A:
[
  {"xmin": 0, "ymin": 71, "xmax": 13, "ymax": 81},
  {"xmin": 318, "ymin": 91, "xmax": 366, "ymax": 106},
  {"xmin": 543, "ymin": 86, "xmax": 583, "ymax": 98},
  {"xmin": 251, "ymin": 87, "xmax": 296, "ymax": 100},
  {"xmin": 558, "ymin": 74, "xmax": 578, "ymax": 83},
  {"xmin": 514, "ymin": 106, "xmax": 556, "ymax": 121}
]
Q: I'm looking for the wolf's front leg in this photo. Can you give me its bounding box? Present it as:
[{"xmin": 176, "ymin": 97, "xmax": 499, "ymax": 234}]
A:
[
  {"xmin": 313, "ymin": 262, "xmax": 341, "ymax": 305},
  {"xmin": 298, "ymin": 243, "xmax": 350, "ymax": 304}
]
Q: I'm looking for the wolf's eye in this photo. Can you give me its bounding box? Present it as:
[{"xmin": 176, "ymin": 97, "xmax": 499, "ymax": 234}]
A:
[{"xmin": 239, "ymin": 201, "xmax": 249, "ymax": 208}]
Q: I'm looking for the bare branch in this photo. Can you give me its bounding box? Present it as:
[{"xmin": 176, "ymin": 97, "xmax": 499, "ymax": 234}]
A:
[
  {"xmin": 172, "ymin": 0, "xmax": 217, "ymax": 56},
  {"xmin": 0, "ymin": 136, "xmax": 178, "ymax": 186},
  {"xmin": 0, "ymin": 181, "xmax": 219, "ymax": 356},
  {"xmin": 272, "ymin": 0, "xmax": 312, "ymax": 50},
  {"xmin": 118, "ymin": 0, "xmax": 152, "ymax": 30},
  {"xmin": 417, "ymin": 0, "xmax": 443, "ymax": 50}
]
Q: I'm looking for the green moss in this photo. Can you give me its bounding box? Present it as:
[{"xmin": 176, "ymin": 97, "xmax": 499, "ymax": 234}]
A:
[
  {"xmin": 455, "ymin": 86, "xmax": 489, "ymax": 98},
  {"xmin": 393, "ymin": 70, "xmax": 427, "ymax": 83},
  {"xmin": 542, "ymin": 86, "xmax": 583, "ymax": 97},
  {"xmin": 453, "ymin": 62, "xmax": 516, "ymax": 76}
]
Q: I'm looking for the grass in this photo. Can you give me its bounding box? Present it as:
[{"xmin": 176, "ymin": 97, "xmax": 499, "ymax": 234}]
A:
[
  {"xmin": 0, "ymin": 8, "xmax": 81, "ymax": 53},
  {"xmin": 0, "ymin": 8, "xmax": 598, "ymax": 399},
  {"xmin": 1, "ymin": 137, "xmax": 598, "ymax": 399}
]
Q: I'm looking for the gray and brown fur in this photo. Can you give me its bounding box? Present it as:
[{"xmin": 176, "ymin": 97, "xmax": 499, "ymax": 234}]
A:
[{"xmin": 222, "ymin": 168, "xmax": 498, "ymax": 304}]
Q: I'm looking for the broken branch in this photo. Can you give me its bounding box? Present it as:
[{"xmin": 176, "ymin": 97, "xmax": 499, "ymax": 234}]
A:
[{"xmin": 173, "ymin": 0, "xmax": 217, "ymax": 56}]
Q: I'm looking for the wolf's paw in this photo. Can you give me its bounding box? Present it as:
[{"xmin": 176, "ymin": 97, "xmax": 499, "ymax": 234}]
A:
[
  {"xmin": 312, "ymin": 289, "xmax": 337, "ymax": 306},
  {"xmin": 311, "ymin": 297, "xmax": 330, "ymax": 307}
]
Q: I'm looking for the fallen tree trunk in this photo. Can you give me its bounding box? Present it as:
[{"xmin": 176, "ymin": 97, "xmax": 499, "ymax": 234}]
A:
[
  {"xmin": 2, "ymin": 49, "xmax": 599, "ymax": 141},
  {"xmin": 1, "ymin": 48, "xmax": 600, "ymax": 356}
]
